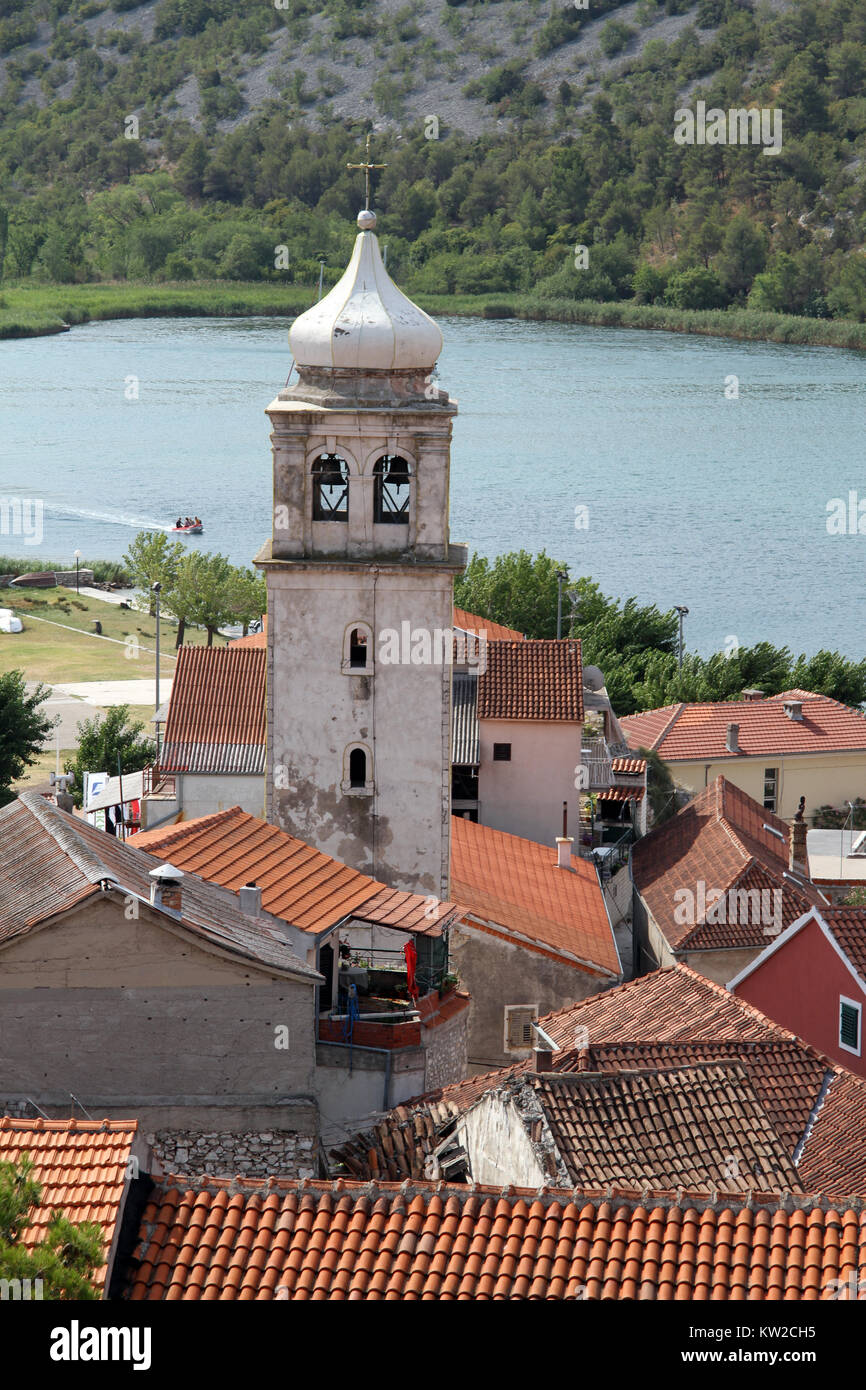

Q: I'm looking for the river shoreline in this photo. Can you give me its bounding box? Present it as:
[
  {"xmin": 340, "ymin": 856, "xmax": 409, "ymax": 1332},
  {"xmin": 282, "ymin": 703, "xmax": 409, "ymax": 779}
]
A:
[{"xmin": 2, "ymin": 282, "xmax": 866, "ymax": 352}]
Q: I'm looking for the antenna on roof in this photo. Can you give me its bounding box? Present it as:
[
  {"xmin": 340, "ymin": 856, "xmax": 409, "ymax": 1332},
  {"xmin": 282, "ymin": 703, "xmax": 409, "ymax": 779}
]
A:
[
  {"xmin": 69, "ymin": 1093, "xmax": 94, "ymax": 1121},
  {"xmin": 24, "ymin": 1097, "xmax": 51, "ymax": 1119}
]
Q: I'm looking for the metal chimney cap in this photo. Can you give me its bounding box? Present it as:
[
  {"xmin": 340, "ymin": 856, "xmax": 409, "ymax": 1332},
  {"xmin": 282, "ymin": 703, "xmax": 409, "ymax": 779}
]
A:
[{"xmin": 149, "ymin": 864, "xmax": 184, "ymax": 881}]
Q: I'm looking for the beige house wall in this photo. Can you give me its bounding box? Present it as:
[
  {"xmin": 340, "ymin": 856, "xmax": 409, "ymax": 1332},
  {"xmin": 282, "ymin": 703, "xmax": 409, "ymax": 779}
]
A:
[
  {"xmin": 668, "ymin": 751, "xmax": 866, "ymax": 822},
  {"xmin": 450, "ymin": 919, "xmax": 616, "ymax": 1073},
  {"xmin": 477, "ymin": 719, "xmax": 582, "ymax": 846},
  {"xmin": 0, "ymin": 898, "xmax": 317, "ymax": 1108}
]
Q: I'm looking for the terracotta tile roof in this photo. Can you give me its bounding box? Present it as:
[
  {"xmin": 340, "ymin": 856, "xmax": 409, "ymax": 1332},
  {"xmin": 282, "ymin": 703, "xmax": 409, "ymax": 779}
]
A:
[
  {"xmin": 452, "ymin": 607, "xmax": 525, "ymax": 643},
  {"xmin": 160, "ymin": 646, "xmax": 266, "ymax": 775},
  {"xmin": 126, "ymin": 1176, "xmax": 866, "ymax": 1300},
  {"xmin": 335, "ymin": 968, "xmax": 866, "ymax": 1196},
  {"xmin": 134, "ymin": 806, "xmax": 461, "ymax": 937},
  {"xmin": 0, "ymin": 792, "xmax": 319, "ymax": 980},
  {"xmin": 0, "ymin": 1117, "xmax": 138, "ymax": 1289},
  {"xmin": 540, "ymin": 965, "xmax": 866, "ymax": 1196},
  {"xmin": 230, "ymin": 617, "xmax": 267, "ymax": 648},
  {"xmin": 621, "ymin": 690, "xmax": 866, "ymax": 761},
  {"xmin": 820, "ymin": 907, "xmax": 866, "ymax": 989},
  {"xmin": 631, "ymin": 777, "xmax": 823, "ymax": 951},
  {"xmin": 561, "ymin": 1040, "xmax": 827, "ymax": 1159},
  {"xmin": 477, "ymin": 639, "xmax": 583, "ymax": 722},
  {"xmin": 596, "ymin": 786, "xmax": 644, "ymax": 802},
  {"xmin": 610, "ymin": 756, "xmax": 646, "ymax": 775},
  {"xmin": 540, "ymin": 963, "xmax": 793, "ymax": 1049},
  {"xmin": 526, "ymin": 1064, "xmax": 804, "ymax": 1194},
  {"xmin": 450, "ymin": 814, "xmax": 620, "ymax": 975}
]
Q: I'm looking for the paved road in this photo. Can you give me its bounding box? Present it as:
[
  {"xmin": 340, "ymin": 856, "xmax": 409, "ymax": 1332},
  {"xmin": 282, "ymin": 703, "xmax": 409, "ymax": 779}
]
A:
[{"xmin": 30, "ymin": 679, "xmax": 173, "ymax": 748}]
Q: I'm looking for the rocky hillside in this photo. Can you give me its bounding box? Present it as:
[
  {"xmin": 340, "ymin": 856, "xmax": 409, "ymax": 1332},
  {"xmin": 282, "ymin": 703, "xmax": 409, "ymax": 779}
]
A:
[{"xmin": 2, "ymin": 0, "xmax": 866, "ymax": 323}]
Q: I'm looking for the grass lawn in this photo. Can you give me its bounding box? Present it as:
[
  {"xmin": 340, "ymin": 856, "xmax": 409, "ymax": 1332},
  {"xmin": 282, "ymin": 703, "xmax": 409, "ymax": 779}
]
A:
[{"xmin": 0, "ymin": 587, "xmax": 228, "ymax": 683}]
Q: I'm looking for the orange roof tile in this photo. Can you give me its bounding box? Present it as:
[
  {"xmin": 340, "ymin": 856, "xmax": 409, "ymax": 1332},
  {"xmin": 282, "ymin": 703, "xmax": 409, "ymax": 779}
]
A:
[
  {"xmin": 631, "ymin": 777, "xmax": 824, "ymax": 951},
  {"xmin": 134, "ymin": 805, "xmax": 462, "ymax": 937},
  {"xmin": 450, "ymin": 815, "xmax": 619, "ymax": 975},
  {"xmin": 126, "ymin": 1177, "xmax": 866, "ymax": 1301},
  {"xmin": 160, "ymin": 646, "xmax": 266, "ymax": 775},
  {"xmin": 477, "ymin": 640, "xmax": 583, "ymax": 722},
  {"xmin": 621, "ymin": 691, "xmax": 866, "ymax": 761},
  {"xmin": 230, "ymin": 617, "xmax": 267, "ymax": 648},
  {"xmin": 452, "ymin": 607, "xmax": 525, "ymax": 643},
  {"xmin": 0, "ymin": 1117, "xmax": 138, "ymax": 1289}
]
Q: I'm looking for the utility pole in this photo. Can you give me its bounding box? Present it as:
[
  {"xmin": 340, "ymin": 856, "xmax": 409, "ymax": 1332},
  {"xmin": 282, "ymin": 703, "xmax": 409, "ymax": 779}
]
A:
[{"xmin": 674, "ymin": 605, "xmax": 689, "ymax": 668}]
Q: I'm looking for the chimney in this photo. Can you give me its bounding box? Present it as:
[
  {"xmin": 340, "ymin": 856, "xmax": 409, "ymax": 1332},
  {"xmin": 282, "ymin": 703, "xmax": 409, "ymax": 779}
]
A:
[
  {"xmin": 742, "ymin": 688, "xmax": 764, "ymax": 702},
  {"xmin": 790, "ymin": 798, "xmax": 808, "ymax": 873},
  {"xmin": 533, "ymin": 1046, "xmax": 554, "ymax": 1072},
  {"xmin": 239, "ymin": 882, "xmax": 262, "ymax": 916},
  {"xmin": 725, "ymin": 722, "xmax": 740, "ymax": 753},
  {"xmin": 556, "ymin": 801, "xmax": 573, "ymax": 869},
  {"xmin": 783, "ymin": 699, "xmax": 803, "ymax": 722},
  {"xmin": 149, "ymin": 864, "xmax": 183, "ymax": 912}
]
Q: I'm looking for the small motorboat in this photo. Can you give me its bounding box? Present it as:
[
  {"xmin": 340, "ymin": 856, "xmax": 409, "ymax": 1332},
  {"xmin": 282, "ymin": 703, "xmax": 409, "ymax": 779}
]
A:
[{"xmin": 171, "ymin": 519, "xmax": 203, "ymax": 534}]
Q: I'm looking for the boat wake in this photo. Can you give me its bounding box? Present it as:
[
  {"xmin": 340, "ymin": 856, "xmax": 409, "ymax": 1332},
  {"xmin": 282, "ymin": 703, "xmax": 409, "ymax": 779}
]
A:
[{"xmin": 48, "ymin": 505, "xmax": 172, "ymax": 532}]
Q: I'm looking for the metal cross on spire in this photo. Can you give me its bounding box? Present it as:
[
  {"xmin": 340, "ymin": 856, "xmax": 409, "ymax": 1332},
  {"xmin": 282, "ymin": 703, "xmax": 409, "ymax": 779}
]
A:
[{"xmin": 347, "ymin": 133, "xmax": 387, "ymax": 211}]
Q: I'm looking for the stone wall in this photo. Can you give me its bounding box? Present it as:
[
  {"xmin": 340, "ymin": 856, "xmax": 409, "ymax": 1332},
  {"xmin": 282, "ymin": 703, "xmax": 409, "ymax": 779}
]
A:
[
  {"xmin": 148, "ymin": 1128, "xmax": 318, "ymax": 1180},
  {"xmin": 423, "ymin": 1003, "xmax": 469, "ymax": 1091}
]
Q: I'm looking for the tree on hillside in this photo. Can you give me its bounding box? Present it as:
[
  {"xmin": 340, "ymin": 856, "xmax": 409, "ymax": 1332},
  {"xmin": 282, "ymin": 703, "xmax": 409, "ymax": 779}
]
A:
[
  {"xmin": 454, "ymin": 550, "xmax": 567, "ymax": 638},
  {"xmin": 123, "ymin": 532, "xmax": 183, "ymax": 615},
  {"xmin": 64, "ymin": 705, "xmax": 156, "ymax": 807},
  {"xmin": 0, "ymin": 671, "xmax": 53, "ymax": 808},
  {"xmin": 0, "ymin": 1156, "xmax": 103, "ymax": 1300}
]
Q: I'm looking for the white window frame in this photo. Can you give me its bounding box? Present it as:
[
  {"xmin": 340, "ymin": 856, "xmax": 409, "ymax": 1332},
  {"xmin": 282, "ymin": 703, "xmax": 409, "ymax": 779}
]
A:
[
  {"xmin": 504, "ymin": 1003, "xmax": 538, "ymax": 1054},
  {"xmin": 839, "ymin": 995, "xmax": 862, "ymax": 1057}
]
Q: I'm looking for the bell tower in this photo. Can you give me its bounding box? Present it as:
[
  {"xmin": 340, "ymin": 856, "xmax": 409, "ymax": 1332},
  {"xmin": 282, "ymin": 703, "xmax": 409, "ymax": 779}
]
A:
[{"xmin": 255, "ymin": 205, "xmax": 465, "ymax": 900}]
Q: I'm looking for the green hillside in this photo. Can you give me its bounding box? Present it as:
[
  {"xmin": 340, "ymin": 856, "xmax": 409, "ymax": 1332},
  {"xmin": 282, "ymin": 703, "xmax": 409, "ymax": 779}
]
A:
[{"xmin": 2, "ymin": 0, "xmax": 866, "ymax": 322}]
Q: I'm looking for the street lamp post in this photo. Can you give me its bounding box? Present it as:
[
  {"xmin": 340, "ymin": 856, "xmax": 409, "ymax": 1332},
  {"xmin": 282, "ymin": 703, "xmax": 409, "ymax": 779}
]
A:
[
  {"xmin": 74, "ymin": 549, "xmax": 81, "ymax": 594},
  {"xmin": 152, "ymin": 582, "xmax": 161, "ymax": 761},
  {"xmin": 674, "ymin": 605, "xmax": 689, "ymax": 669}
]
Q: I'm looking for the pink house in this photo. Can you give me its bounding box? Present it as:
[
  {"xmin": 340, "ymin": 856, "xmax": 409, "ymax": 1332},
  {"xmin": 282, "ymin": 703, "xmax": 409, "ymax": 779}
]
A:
[{"xmin": 729, "ymin": 907, "xmax": 866, "ymax": 1077}]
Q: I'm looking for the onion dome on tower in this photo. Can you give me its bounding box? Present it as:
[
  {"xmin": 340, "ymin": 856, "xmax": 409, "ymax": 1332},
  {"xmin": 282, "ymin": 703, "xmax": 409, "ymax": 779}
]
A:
[{"xmin": 283, "ymin": 200, "xmax": 450, "ymax": 408}]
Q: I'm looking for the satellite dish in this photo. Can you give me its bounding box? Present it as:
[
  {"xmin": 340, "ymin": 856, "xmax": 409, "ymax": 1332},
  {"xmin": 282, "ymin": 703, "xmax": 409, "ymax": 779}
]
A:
[{"xmin": 583, "ymin": 665, "xmax": 605, "ymax": 692}]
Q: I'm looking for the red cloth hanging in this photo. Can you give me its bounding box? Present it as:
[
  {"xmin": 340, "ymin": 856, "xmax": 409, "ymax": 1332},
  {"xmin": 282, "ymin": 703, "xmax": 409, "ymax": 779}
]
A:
[{"xmin": 403, "ymin": 939, "xmax": 418, "ymax": 1001}]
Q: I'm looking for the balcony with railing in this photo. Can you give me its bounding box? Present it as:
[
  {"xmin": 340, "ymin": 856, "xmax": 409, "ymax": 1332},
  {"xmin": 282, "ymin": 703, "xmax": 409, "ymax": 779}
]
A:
[{"xmin": 142, "ymin": 764, "xmax": 177, "ymax": 800}]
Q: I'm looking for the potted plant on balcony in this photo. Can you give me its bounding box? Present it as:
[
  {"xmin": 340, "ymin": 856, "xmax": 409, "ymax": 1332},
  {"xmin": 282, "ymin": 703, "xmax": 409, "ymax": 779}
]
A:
[{"xmin": 439, "ymin": 971, "xmax": 459, "ymax": 998}]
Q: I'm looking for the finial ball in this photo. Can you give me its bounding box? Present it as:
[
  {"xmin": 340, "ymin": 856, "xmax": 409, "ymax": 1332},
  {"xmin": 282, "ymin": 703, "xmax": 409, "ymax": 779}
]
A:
[{"xmin": 357, "ymin": 209, "xmax": 377, "ymax": 231}]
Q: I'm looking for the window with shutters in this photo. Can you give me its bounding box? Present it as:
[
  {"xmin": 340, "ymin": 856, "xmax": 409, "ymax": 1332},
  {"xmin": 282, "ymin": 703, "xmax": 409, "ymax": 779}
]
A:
[
  {"xmin": 504, "ymin": 1004, "xmax": 537, "ymax": 1053},
  {"xmin": 493, "ymin": 743, "xmax": 512, "ymax": 762},
  {"xmin": 840, "ymin": 996, "xmax": 862, "ymax": 1056}
]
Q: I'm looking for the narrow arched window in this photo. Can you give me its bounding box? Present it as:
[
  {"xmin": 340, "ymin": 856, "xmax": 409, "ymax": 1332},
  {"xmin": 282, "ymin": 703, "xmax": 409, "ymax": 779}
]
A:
[
  {"xmin": 312, "ymin": 454, "xmax": 349, "ymax": 522},
  {"xmin": 349, "ymin": 747, "xmax": 367, "ymax": 788},
  {"xmin": 373, "ymin": 455, "xmax": 410, "ymax": 524},
  {"xmin": 349, "ymin": 627, "xmax": 368, "ymax": 668}
]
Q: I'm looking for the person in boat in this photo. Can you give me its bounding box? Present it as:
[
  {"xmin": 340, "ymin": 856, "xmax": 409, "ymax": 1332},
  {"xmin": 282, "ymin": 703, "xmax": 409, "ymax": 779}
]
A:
[
  {"xmin": 194, "ymin": 517, "xmax": 201, "ymax": 527},
  {"xmin": 176, "ymin": 518, "xmax": 182, "ymax": 528}
]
